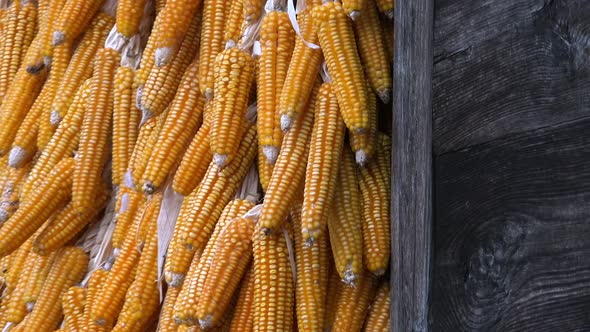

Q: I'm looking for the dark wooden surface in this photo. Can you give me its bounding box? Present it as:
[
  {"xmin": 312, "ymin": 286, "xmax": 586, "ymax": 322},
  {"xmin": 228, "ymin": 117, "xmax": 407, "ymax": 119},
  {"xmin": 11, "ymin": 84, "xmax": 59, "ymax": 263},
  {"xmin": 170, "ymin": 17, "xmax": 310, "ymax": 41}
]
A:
[
  {"xmin": 430, "ymin": 0, "xmax": 590, "ymax": 330},
  {"xmin": 392, "ymin": 0, "xmax": 433, "ymax": 330}
]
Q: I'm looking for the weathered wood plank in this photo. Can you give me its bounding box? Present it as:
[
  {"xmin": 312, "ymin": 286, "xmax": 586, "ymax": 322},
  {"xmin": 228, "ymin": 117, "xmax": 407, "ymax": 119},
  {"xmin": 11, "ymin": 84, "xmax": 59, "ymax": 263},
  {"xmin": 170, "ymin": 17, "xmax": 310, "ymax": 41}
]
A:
[
  {"xmin": 430, "ymin": 119, "xmax": 590, "ymax": 331},
  {"xmin": 392, "ymin": 0, "xmax": 433, "ymax": 330},
  {"xmin": 433, "ymin": 0, "xmax": 590, "ymax": 155}
]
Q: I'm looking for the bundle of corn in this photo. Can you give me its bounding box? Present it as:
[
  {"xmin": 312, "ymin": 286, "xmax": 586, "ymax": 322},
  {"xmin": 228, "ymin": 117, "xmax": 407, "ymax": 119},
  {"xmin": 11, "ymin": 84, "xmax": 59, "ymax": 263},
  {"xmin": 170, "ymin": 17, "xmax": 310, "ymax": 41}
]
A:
[{"xmin": 0, "ymin": 0, "xmax": 393, "ymax": 330}]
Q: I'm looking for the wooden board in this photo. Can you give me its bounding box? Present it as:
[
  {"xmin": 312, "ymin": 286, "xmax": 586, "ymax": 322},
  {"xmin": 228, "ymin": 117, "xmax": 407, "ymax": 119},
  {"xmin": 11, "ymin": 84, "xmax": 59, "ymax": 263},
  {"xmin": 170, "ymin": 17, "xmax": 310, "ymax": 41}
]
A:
[
  {"xmin": 392, "ymin": 0, "xmax": 434, "ymax": 330},
  {"xmin": 430, "ymin": 118, "xmax": 590, "ymax": 331}
]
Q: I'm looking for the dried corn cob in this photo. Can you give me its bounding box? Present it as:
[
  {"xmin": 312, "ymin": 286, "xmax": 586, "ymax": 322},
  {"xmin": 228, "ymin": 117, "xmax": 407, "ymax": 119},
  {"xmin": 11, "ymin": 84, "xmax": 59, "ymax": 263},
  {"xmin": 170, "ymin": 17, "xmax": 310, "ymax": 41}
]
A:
[
  {"xmin": 210, "ymin": 47, "xmax": 255, "ymax": 168},
  {"xmin": 257, "ymin": 11, "xmax": 295, "ymax": 164},
  {"xmin": 349, "ymin": 86, "xmax": 377, "ymax": 165},
  {"xmin": 329, "ymin": 146, "xmax": 364, "ymax": 284},
  {"xmin": 363, "ymin": 279, "xmax": 390, "ymax": 331},
  {"xmin": 81, "ymin": 268, "xmax": 108, "ymax": 330},
  {"xmin": 382, "ymin": 15, "xmax": 393, "ymax": 62},
  {"xmin": 23, "ymin": 251, "xmax": 58, "ymax": 311},
  {"xmin": 0, "ymin": 157, "xmax": 75, "ymax": 256},
  {"xmin": 142, "ymin": 60, "xmax": 204, "ymax": 194},
  {"xmin": 52, "ymin": 0, "xmax": 105, "ymax": 46},
  {"xmin": 35, "ymin": 0, "xmax": 68, "ymax": 67},
  {"xmin": 73, "ymin": 48, "xmax": 120, "ymax": 212},
  {"xmin": 116, "ymin": 0, "xmax": 149, "ymax": 39},
  {"xmin": 3, "ymin": 238, "xmax": 33, "ymax": 290},
  {"xmin": 134, "ymin": 192, "xmax": 163, "ymax": 247},
  {"xmin": 302, "ymin": 82, "xmax": 346, "ymax": 243},
  {"xmin": 224, "ymin": 0, "xmax": 244, "ymax": 47},
  {"xmin": 198, "ymin": 0, "xmax": 230, "ymax": 98},
  {"xmin": 293, "ymin": 204, "xmax": 329, "ymax": 331},
  {"xmin": 111, "ymin": 189, "xmax": 147, "ymax": 250},
  {"xmin": 158, "ymin": 286, "xmax": 182, "ymax": 332},
  {"xmin": 312, "ymin": 2, "xmax": 369, "ymax": 133},
  {"xmin": 354, "ymin": 0, "xmax": 392, "ymax": 103},
  {"xmin": 131, "ymin": 108, "xmax": 169, "ymax": 187},
  {"xmin": 243, "ymin": 0, "xmax": 264, "ymax": 23},
  {"xmin": 62, "ymin": 286, "xmax": 87, "ymax": 332},
  {"xmin": 332, "ymin": 270, "xmax": 378, "ymax": 332},
  {"xmin": 172, "ymin": 247, "xmax": 204, "ymax": 322},
  {"xmin": 5, "ymin": 255, "xmax": 37, "ymax": 325},
  {"xmin": 375, "ymin": 0, "xmax": 394, "ymax": 19},
  {"xmin": 359, "ymin": 133, "xmax": 391, "ymax": 275},
  {"xmin": 228, "ymin": 265, "xmax": 254, "ymax": 331},
  {"xmin": 0, "ymin": 164, "xmax": 28, "ymax": 222},
  {"xmin": 9, "ymin": 93, "xmax": 44, "ymax": 168},
  {"xmin": 323, "ymin": 265, "xmax": 342, "ymax": 331}
]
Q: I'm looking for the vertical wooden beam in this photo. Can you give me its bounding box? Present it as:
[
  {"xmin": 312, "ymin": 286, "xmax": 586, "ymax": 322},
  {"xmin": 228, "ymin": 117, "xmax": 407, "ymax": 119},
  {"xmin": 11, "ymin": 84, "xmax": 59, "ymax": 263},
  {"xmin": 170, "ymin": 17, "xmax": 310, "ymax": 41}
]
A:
[{"xmin": 392, "ymin": 0, "xmax": 434, "ymax": 330}]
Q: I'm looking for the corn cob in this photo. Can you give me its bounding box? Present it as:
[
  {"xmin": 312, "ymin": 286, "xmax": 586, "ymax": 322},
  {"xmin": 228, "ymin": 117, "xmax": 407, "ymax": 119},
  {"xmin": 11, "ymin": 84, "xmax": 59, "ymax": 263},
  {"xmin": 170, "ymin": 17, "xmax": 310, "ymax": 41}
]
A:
[
  {"xmin": 73, "ymin": 48, "xmax": 120, "ymax": 212},
  {"xmin": 197, "ymin": 216, "xmax": 255, "ymax": 328},
  {"xmin": 50, "ymin": 12, "xmax": 114, "ymax": 126},
  {"xmin": 0, "ymin": 1, "xmax": 37, "ymax": 103},
  {"xmin": 35, "ymin": 0, "xmax": 68, "ymax": 67},
  {"xmin": 134, "ymin": 192, "xmax": 163, "ymax": 247},
  {"xmin": 257, "ymin": 144, "xmax": 273, "ymax": 193},
  {"xmin": 140, "ymin": 12, "xmax": 201, "ymax": 123},
  {"xmin": 0, "ymin": 290, "xmax": 14, "ymax": 331},
  {"xmin": 23, "ymin": 251, "xmax": 58, "ymax": 311},
  {"xmin": 210, "ymin": 47, "xmax": 255, "ymax": 168},
  {"xmin": 81, "ymin": 268, "xmax": 108, "ymax": 331},
  {"xmin": 21, "ymin": 247, "xmax": 89, "ymax": 331},
  {"xmin": 323, "ymin": 265, "xmax": 342, "ymax": 331},
  {"xmin": 382, "ymin": 15, "xmax": 393, "ymax": 62},
  {"xmin": 0, "ymin": 254, "xmax": 13, "ymax": 287},
  {"xmin": 131, "ymin": 108, "xmax": 169, "ymax": 187},
  {"xmin": 359, "ymin": 133, "xmax": 391, "ymax": 275},
  {"xmin": 167, "ymin": 123, "xmax": 257, "ymax": 282},
  {"xmin": 375, "ymin": 0, "xmax": 394, "ymax": 19},
  {"xmin": 36, "ymin": 42, "xmax": 74, "ymax": 150},
  {"xmin": 0, "ymin": 157, "xmax": 74, "ymax": 256},
  {"xmin": 328, "ymin": 146, "xmax": 364, "ymax": 284},
  {"xmin": 332, "ymin": 270, "xmax": 378, "ymax": 332},
  {"xmin": 228, "ymin": 265, "xmax": 254, "ymax": 331},
  {"xmin": 21, "ymin": 79, "xmax": 90, "ymax": 199},
  {"xmin": 257, "ymin": 11, "xmax": 295, "ymax": 165},
  {"xmin": 142, "ymin": 60, "xmax": 204, "ymax": 194},
  {"xmin": 0, "ymin": 66, "xmax": 47, "ymax": 156},
  {"xmin": 252, "ymin": 222, "xmax": 294, "ymax": 331},
  {"xmin": 363, "ymin": 279, "xmax": 390, "ymax": 331},
  {"xmin": 172, "ymin": 111, "xmax": 212, "ymax": 196},
  {"xmin": 0, "ymin": 164, "xmax": 27, "ymax": 222},
  {"xmin": 112, "ymin": 66, "xmax": 141, "ymax": 187},
  {"xmin": 301, "ymin": 83, "xmax": 346, "ymax": 243},
  {"xmin": 3, "ymin": 238, "xmax": 33, "ymax": 290},
  {"xmin": 243, "ymin": 0, "xmax": 264, "ymax": 23},
  {"xmin": 63, "ymin": 286, "xmax": 87, "ymax": 332},
  {"xmin": 134, "ymin": 15, "xmax": 162, "ymax": 90},
  {"xmin": 224, "ymin": 0, "xmax": 244, "ymax": 47},
  {"xmin": 112, "ymin": 189, "xmax": 147, "ymax": 250},
  {"xmin": 258, "ymin": 82, "xmax": 318, "ymax": 234},
  {"xmin": 311, "ymin": 2, "xmax": 369, "ymax": 133},
  {"xmin": 354, "ymin": 0, "xmax": 392, "ymax": 103},
  {"xmin": 293, "ymin": 203, "xmax": 329, "ymax": 331},
  {"xmin": 198, "ymin": 0, "xmax": 230, "ymax": 98},
  {"xmin": 349, "ymin": 85, "xmax": 377, "ymax": 165},
  {"xmin": 116, "ymin": 0, "xmax": 149, "ymax": 39},
  {"xmin": 5, "ymin": 254, "xmax": 37, "ymax": 325},
  {"xmin": 152, "ymin": 0, "xmax": 202, "ymax": 67},
  {"xmin": 278, "ymin": 10, "xmax": 322, "ymax": 131},
  {"xmin": 9, "ymin": 94, "xmax": 44, "ymax": 168},
  {"xmin": 172, "ymin": 247, "xmax": 204, "ymax": 322},
  {"xmin": 52, "ymin": 0, "xmax": 106, "ymax": 46},
  {"xmin": 342, "ymin": 0, "xmax": 366, "ymax": 19},
  {"xmin": 158, "ymin": 286, "xmax": 182, "ymax": 332},
  {"xmin": 34, "ymin": 189, "xmax": 108, "ymax": 256}
]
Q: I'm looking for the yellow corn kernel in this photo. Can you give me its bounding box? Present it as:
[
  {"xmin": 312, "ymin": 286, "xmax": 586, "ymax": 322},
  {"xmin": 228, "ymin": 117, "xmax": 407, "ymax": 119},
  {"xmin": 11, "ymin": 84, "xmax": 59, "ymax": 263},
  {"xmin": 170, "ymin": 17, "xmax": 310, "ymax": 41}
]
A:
[
  {"xmin": 116, "ymin": 0, "xmax": 148, "ymax": 39},
  {"xmin": 354, "ymin": 0, "xmax": 392, "ymax": 102},
  {"xmin": 323, "ymin": 265, "xmax": 342, "ymax": 331},
  {"xmin": 198, "ymin": 0, "xmax": 230, "ymax": 98},
  {"xmin": 252, "ymin": 222, "xmax": 294, "ymax": 331},
  {"xmin": 258, "ymin": 82, "xmax": 318, "ymax": 234},
  {"xmin": 50, "ymin": 12, "xmax": 114, "ymax": 126},
  {"xmin": 224, "ymin": 0, "xmax": 244, "ymax": 47},
  {"xmin": 23, "ymin": 251, "xmax": 58, "ymax": 311},
  {"xmin": 257, "ymin": 11, "xmax": 295, "ymax": 165},
  {"xmin": 0, "ymin": 164, "xmax": 28, "ymax": 222},
  {"xmin": 171, "ymin": 124, "xmax": 257, "ymax": 280},
  {"xmin": 52, "ymin": 0, "xmax": 105, "ymax": 46},
  {"xmin": 359, "ymin": 133, "xmax": 391, "ymax": 275},
  {"xmin": 131, "ymin": 108, "xmax": 169, "ymax": 188},
  {"xmin": 0, "ymin": 157, "xmax": 75, "ymax": 256},
  {"xmin": 73, "ymin": 48, "xmax": 120, "ymax": 212},
  {"xmin": 228, "ymin": 266, "xmax": 254, "ymax": 331},
  {"xmin": 363, "ymin": 280, "xmax": 390, "ymax": 331},
  {"xmin": 278, "ymin": 10, "xmax": 322, "ymax": 131},
  {"xmin": 293, "ymin": 203, "xmax": 329, "ymax": 331},
  {"xmin": 37, "ymin": 42, "xmax": 74, "ymax": 150},
  {"xmin": 342, "ymin": 0, "xmax": 366, "ymax": 19},
  {"xmin": 21, "ymin": 79, "xmax": 90, "ymax": 199},
  {"xmin": 140, "ymin": 12, "xmax": 201, "ymax": 122},
  {"xmin": 0, "ymin": 1, "xmax": 37, "ymax": 103},
  {"xmin": 349, "ymin": 85, "xmax": 377, "ymax": 165},
  {"xmin": 112, "ymin": 66, "xmax": 141, "ymax": 186},
  {"xmin": 152, "ymin": 0, "xmax": 201, "ymax": 67},
  {"xmin": 172, "ymin": 111, "xmax": 212, "ymax": 196},
  {"xmin": 197, "ymin": 216, "xmax": 255, "ymax": 328},
  {"xmin": 312, "ymin": 2, "xmax": 369, "ymax": 133},
  {"xmin": 301, "ymin": 83, "xmax": 346, "ymax": 243},
  {"xmin": 243, "ymin": 0, "xmax": 264, "ymax": 23},
  {"xmin": 62, "ymin": 286, "xmax": 87, "ymax": 332},
  {"xmin": 34, "ymin": 189, "xmax": 108, "ymax": 255},
  {"xmin": 22, "ymin": 247, "xmax": 88, "ymax": 331},
  {"xmin": 111, "ymin": 189, "xmax": 147, "ymax": 250},
  {"xmin": 210, "ymin": 47, "xmax": 255, "ymax": 167},
  {"xmin": 158, "ymin": 286, "xmax": 182, "ymax": 332},
  {"xmin": 81, "ymin": 268, "xmax": 108, "ymax": 330},
  {"xmin": 329, "ymin": 146, "xmax": 364, "ymax": 284},
  {"xmin": 375, "ymin": 0, "xmax": 394, "ymax": 18},
  {"xmin": 142, "ymin": 61, "xmax": 204, "ymax": 194},
  {"xmin": 332, "ymin": 269, "xmax": 378, "ymax": 331}
]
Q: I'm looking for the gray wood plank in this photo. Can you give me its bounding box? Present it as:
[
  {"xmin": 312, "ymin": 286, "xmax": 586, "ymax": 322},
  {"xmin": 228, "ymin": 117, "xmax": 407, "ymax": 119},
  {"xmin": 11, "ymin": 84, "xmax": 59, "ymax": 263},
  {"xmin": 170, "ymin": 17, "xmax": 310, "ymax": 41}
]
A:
[{"xmin": 392, "ymin": 0, "xmax": 434, "ymax": 330}]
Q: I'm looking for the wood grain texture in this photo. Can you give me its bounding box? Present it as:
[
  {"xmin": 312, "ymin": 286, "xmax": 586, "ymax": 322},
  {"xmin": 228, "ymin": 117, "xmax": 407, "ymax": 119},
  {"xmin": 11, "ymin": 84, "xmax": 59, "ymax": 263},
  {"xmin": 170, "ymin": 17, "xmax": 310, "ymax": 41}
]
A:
[
  {"xmin": 392, "ymin": 0, "xmax": 433, "ymax": 330},
  {"xmin": 430, "ymin": 118, "xmax": 590, "ymax": 331},
  {"xmin": 433, "ymin": 0, "xmax": 590, "ymax": 155}
]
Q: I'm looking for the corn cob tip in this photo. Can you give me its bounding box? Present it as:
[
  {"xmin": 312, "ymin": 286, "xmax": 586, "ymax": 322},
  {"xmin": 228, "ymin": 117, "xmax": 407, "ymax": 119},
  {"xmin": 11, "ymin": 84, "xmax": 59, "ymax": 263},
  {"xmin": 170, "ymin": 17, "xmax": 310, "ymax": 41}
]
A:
[
  {"xmin": 280, "ymin": 114, "xmax": 293, "ymax": 132},
  {"xmin": 26, "ymin": 63, "xmax": 45, "ymax": 75},
  {"xmin": 199, "ymin": 315, "xmax": 213, "ymax": 330},
  {"xmin": 26, "ymin": 301, "xmax": 34, "ymax": 312},
  {"xmin": 385, "ymin": 10, "xmax": 394, "ymax": 19},
  {"xmin": 155, "ymin": 47, "xmax": 174, "ymax": 67},
  {"xmin": 50, "ymin": 111, "xmax": 62, "ymax": 127},
  {"xmin": 343, "ymin": 264, "xmax": 357, "ymax": 286},
  {"xmin": 349, "ymin": 10, "xmax": 361, "ymax": 20},
  {"xmin": 8, "ymin": 147, "xmax": 29, "ymax": 168},
  {"xmin": 225, "ymin": 40, "xmax": 237, "ymax": 49},
  {"xmin": 95, "ymin": 318, "xmax": 107, "ymax": 326},
  {"xmin": 53, "ymin": 31, "xmax": 66, "ymax": 46},
  {"xmin": 378, "ymin": 89, "xmax": 391, "ymax": 104},
  {"xmin": 213, "ymin": 154, "xmax": 228, "ymax": 168},
  {"xmin": 167, "ymin": 272, "xmax": 185, "ymax": 287},
  {"xmin": 262, "ymin": 145, "xmax": 279, "ymax": 164},
  {"xmin": 136, "ymin": 86, "xmax": 143, "ymax": 109},
  {"xmin": 142, "ymin": 181, "xmax": 156, "ymax": 195},
  {"xmin": 139, "ymin": 109, "xmax": 154, "ymax": 127},
  {"xmin": 205, "ymin": 89, "xmax": 214, "ymax": 101},
  {"xmin": 43, "ymin": 56, "xmax": 52, "ymax": 67},
  {"xmin": 0, "ymin": 210, "xmax": 9, "ymax": 223},
  {"xmin": 356, "ymin": 149, "xmax": 369, "ymax": 166}
]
